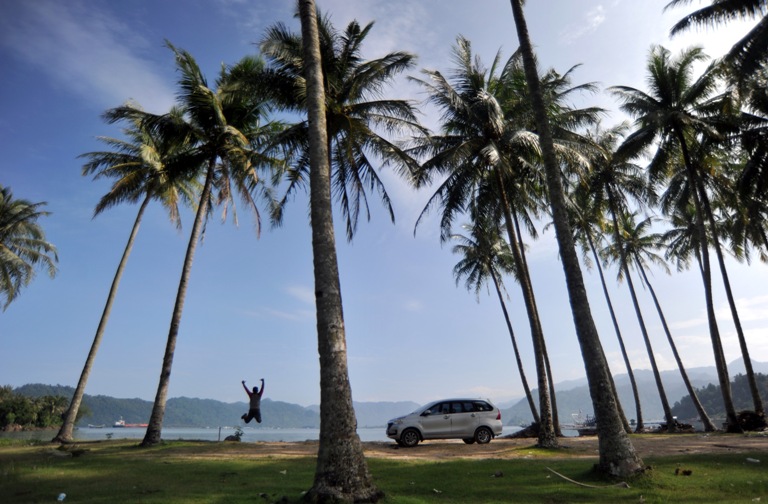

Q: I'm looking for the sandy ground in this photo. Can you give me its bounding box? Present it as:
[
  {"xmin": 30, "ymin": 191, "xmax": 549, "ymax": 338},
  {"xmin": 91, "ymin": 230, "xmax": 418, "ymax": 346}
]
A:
[{"xmin": 220, "ymin": 432, "xmax": 768, "ymax": 460}]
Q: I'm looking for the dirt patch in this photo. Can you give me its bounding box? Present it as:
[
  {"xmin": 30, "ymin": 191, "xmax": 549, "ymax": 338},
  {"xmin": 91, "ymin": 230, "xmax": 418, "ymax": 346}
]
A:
[{"xmin": 215, "ymin": 432, "xmax": 768, "ymax": 461}]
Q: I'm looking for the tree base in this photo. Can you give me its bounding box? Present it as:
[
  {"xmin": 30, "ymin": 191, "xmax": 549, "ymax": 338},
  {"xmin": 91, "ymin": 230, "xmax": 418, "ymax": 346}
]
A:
[{"xmin": 736, "ymin": 410, "xmax": 767, "ymax": 431}]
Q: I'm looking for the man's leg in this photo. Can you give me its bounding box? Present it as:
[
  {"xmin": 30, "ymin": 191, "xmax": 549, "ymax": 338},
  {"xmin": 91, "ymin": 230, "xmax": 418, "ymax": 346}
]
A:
[{"xmin": 255, "ymin": 409, "xmax": 262, "ymax": 423}]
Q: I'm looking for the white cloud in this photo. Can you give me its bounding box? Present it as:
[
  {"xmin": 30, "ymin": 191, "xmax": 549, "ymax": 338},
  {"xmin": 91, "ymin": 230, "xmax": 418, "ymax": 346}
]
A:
[
  {"xmin": 0, "ymin": 0, "xmax": 174, "ymax": 113},
  {"xmin": 560, "ymin": 5, "xmax": 607, "ymax": 45},
  {"xmin": 716, "ymin": 295, "xmax": 768, "ymax": 323}
]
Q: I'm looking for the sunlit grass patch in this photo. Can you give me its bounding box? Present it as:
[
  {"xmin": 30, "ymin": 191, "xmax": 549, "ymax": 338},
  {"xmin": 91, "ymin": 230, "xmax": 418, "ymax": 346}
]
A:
[{"xmin": 1, "ymin": 439, "xmax": 767, "ymax": 503}]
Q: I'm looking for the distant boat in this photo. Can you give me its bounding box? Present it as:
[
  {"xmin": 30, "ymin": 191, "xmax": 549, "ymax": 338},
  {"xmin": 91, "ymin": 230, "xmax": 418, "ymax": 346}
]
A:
[
  {"xmin": 562, "ymin": 411, "xmax": 597, "ymax": 436},
  {"xmin": 87, "ymin": 424, "xmax": 105, "ymax": 428},
  {"xmin": 113, "ymin": 417, "xmax": 148, "ymax": 428}
]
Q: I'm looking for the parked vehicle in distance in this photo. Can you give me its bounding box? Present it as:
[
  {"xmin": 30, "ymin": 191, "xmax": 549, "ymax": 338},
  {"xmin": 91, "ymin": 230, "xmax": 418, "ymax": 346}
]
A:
[{"xmin": 386, "ymin": 398, "xmax": 503, "ymax": 447}]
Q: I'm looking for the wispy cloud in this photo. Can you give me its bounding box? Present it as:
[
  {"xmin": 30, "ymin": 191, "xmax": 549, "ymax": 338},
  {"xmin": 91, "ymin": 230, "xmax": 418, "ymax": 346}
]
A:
[
  {"xmin": 0, "ymin": 0, "xmax": 174, "ymax": 112},
  {"xmin": 403, "ymin": 299, "xmax": 424, "ymax": 312},
  {"xmin": 716, "ymin": 295, "xmax": 768, "ymax": 323},
  {"xmin": 285, "ymin": 285, "xmax": 315, "ymax": 305},
  {"xmin": 560, "ymin": 5, "xmax": 607, "ymax": 45}
]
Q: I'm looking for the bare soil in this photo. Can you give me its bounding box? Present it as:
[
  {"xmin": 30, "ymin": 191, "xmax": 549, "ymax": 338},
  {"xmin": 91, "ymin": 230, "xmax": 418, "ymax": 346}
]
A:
[{"xmin": 218, "ymin": 432, "xmax": 768, "ymax": 460}]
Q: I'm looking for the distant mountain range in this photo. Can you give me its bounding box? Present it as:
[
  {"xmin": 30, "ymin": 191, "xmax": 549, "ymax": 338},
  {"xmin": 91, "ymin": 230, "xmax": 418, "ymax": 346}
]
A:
[
  {"xmin": 14, "ymin": 384, "xmax": 418, "ymax": 429},
  {"xmin": 14, "ymin": 360, "xmax": 764, "ymax": 428},
  {"xmin": 501, "ymin": 359, "xmax": 768, "ymax": 425}
]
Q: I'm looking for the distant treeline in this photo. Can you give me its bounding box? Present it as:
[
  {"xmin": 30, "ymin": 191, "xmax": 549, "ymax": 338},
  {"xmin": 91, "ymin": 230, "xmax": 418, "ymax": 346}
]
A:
[
  {"xmin": 672, "ymin": 373, "xmax": 768, "ymax": 420},
  {"xmin": 0, "ymin": 385, "xmax": 89, "ymax": 430}
]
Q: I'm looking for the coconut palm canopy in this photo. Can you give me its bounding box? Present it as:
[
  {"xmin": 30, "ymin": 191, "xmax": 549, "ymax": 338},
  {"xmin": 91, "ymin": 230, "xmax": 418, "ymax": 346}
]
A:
[{"xmin": 3, "ymin": 0, "xmax": 767, "ymax": 411}]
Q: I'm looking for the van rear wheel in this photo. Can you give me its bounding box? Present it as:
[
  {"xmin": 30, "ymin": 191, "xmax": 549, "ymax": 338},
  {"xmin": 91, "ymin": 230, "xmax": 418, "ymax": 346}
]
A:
[{"xmin": 475, "ymin": 427, "xmax": 493, "ymax": 444}]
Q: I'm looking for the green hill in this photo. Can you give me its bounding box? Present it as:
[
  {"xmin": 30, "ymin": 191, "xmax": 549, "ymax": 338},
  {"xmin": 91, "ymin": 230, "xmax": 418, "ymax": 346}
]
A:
[{"xmin": 12, "ymin": 384, "xmax": 418, "ymax": 428}]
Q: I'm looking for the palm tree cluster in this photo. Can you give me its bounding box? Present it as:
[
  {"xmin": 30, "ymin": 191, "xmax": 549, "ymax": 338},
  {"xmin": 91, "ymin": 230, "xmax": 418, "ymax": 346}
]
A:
[
  {"xmin": 420, "ymin": 0, "xmax": 768, "ymax": 473},
  {"xmin": 45, "ymin": 0, "xmax": 768, "ymax": 495}
]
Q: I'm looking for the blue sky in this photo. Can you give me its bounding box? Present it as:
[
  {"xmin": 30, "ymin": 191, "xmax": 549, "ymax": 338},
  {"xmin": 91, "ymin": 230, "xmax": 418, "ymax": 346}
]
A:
[{"xmin": 1, "ymin": 0, "xmax": 766, "ymax": 409}]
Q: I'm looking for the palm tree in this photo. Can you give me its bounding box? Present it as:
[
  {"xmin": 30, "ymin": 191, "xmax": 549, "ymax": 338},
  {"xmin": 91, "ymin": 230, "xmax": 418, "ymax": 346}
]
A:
[
  {"xmin": 52, "ymin": 113, "xmax": 198, "ymax": 444},
  {"xmin": 451, "ymin": 213, "xmax": 540, "ymax": 424},
  {"xmin": 509, "ymin": 0, "xmax": 644, "ymax": 476},
  {"xmin": 575, "ymin": 123, "xmax": 649, "ymax": 432},
  {"xmin": 259, "ymin": 5, "xmax": 421, "ymax": 500},
  {"xmin": 611, "ymin": 45, "xmax": 743, "ymax": 430},
  {"xmin": 666, "ymin": 0, "xmax": 768, "ymax": 79},
  {"xmin": 567, "ymin": 169, "xmax": 635, "ymax": 433},
  {"xmin": 606, "ymin": 209, "xmax": 678, "ymax": 433},
  {"xmin": 0, "ymin": 185, "xmax": 58, "ymax": 310},
  {"xmin": 409, "ymin": 37, "xmax": 558, "ymax": 447},
  {"xmin": 259, "ymin": 12, "xmax": 422, "ymax": 240},
  {"xmin": 734, "ymin": 67, "xmax": 768, "ymax": 261},
  {"xmin": 677, "ymin": 141, "xmax": 767, "ymax": 419},
  {"xmin": 615, "ymin": 214, "xmax": 718, "ymax": 431},
  {"xmin": 297, "ymin": 1, "xmax": 381, "ymax": 501},
  {"xmin": 108, "ymin": 45, "xmax": 275, "ymax": 447}
]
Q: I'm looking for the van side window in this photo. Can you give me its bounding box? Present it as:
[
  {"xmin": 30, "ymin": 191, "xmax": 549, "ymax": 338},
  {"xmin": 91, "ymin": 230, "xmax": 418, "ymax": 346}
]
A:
[{"xmin": 473, "ymin": 401, "xmax": 491, "ymax": 412}]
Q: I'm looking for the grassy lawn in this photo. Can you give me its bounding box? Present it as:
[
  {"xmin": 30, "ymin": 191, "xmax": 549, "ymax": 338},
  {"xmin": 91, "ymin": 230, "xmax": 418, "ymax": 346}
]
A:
[{"xmin": 1, "ymin": 438, "xmax": 766, "ymax": 503}]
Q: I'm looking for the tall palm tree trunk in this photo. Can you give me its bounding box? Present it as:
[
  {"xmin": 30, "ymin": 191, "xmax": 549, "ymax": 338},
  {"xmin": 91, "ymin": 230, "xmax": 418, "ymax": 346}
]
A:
[
  {"xmin": 698, "ymin": 181, "xmax": 764, "ymax": 416},
  {"xmin": 636, "ymin": 262, "xmax": 717, "ymax": 431},
  {"xmin": 509, "ymin": 0, "xmax": 644, "ymax": 476},
  {"xmin": 299, "ymin": 1, "xmax": 381, "ymax": 501},
  {"xmin": 53, "ymin": 195, "xmax": 151, "ymax": 443},
  {"xmin": 619, "ymin": 259, "xmax": 676, "ymax": 430},
  {"xmin": 587, "ymin": 232, "xmax": 638, "ymax": 432},
  {"xmin": 496, "ymin": 178, "xmax": 556, "ymax": 448},
  {"xmin": 608, "ymin": 205, "xmax": 676, "ymax": 432},
  {"xmin": 141, "ymin": 163, "xmax": 214, "ymax": 447},
  {"xmin": 512, "ymin": 212, "xmax": 562, "ymax": 435},
  {"xmin": 490, "ymin": 270, "xmax": 540, "ymax": 424},
  {"xmin": 676, "ymin": 130, "xmax": 739, "ymax": 430}
]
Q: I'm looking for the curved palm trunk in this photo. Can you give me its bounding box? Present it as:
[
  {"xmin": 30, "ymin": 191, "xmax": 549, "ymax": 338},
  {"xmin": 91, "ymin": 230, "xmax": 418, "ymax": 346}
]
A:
[
  {"xmin": 509, "ymin": 0, "xmax": 644, "ymax": 476},
  {"xmin": 299, "ymin": 2, "xmax": 381, "ymax": 501},
  {"xmin": 635, "ymin": 261, "xmax": 717, "ymax": 431},
  {"xmin": 676, "ymin": 130, "xmax": 739, "ymax": 430},
  {"xmin": 496, "ymin": 178, "xmax": 556, "ymax": 448},
  {"xmin": 541, "ymin": 344, "xmax": 563, "ymax": 436},
  {"xmin": 699, "ymin": 183, "xmax": 764, "ymax": 416},
  {"xmin": 141, "ymin": 163, "xmax": 214, "ymax": 447},
  {"xmin": 53, "ymin": 195, "xmax": 151, "ymax": 443},
  {"xmin": 608, "ymin": 204, "xmax": 676, "ymax": 432},
  {"xmin": 586, "ymin": 232, "xmax": 639, "ymax": 432},
  {"xmin": 620, "ymin": 261, "xmax": 677, "ymax": 430},
  {"xmin": 512, "ymin": 212, "xmax": 562, "ymax": 435},
  {"xmin": 490, "ymin": 270, "xmax": 540, "ymax": 423}
]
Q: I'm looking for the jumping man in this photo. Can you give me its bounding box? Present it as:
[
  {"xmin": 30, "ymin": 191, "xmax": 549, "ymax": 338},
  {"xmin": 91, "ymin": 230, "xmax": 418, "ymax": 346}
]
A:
[{"xmin": 241, "ymin": 378, "xmax": 265, "ymax": 424}]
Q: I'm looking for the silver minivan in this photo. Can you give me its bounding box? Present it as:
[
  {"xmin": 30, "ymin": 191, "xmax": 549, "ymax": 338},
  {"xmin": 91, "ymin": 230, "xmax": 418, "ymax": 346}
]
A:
[{"xmin": 386, "ymin": 398, "xmax": 503, "ymax": 447}]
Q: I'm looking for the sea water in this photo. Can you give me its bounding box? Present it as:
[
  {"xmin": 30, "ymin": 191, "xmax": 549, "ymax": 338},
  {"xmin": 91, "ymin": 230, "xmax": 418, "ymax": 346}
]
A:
[{"xmin": 1, "ymin": 425, "xmax": 526, "ymax": 443}]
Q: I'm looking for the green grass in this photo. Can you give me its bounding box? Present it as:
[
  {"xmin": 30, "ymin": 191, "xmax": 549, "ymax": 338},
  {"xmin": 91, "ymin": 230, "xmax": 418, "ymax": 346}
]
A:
[{"xmin": 0, "ymin": 439, "xmax": 766, "ymax": 503}]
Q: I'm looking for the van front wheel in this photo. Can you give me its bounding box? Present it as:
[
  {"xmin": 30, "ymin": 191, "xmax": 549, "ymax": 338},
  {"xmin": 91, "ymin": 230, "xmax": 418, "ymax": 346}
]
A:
[{"xmin": 400, "ymin": 428, "xmax": 420, "ymax": 447}]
